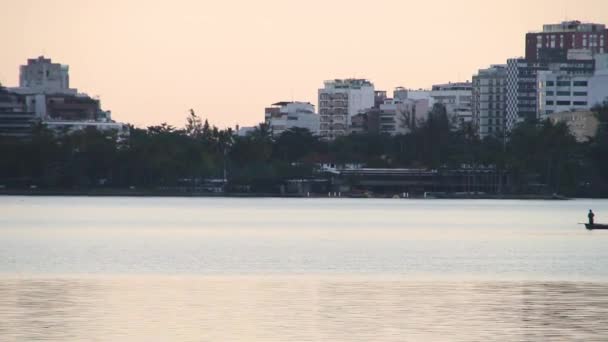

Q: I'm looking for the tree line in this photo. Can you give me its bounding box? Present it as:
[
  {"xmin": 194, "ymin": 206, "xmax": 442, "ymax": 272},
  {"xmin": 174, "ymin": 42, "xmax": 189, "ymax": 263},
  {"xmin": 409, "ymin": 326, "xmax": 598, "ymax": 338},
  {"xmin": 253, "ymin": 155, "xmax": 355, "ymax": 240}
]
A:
[{"xmin": 1, "ymin": 104, "xmax": 607, "ymax": 196}]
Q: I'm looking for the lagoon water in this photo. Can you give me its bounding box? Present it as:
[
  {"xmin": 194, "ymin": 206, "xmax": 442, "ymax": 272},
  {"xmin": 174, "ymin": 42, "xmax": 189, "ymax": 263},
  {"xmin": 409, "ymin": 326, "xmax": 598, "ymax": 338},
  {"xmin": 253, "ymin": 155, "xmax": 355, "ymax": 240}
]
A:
[{"xmin": 1, "ymin": 197, "xmax": 608, "ymax": 340}]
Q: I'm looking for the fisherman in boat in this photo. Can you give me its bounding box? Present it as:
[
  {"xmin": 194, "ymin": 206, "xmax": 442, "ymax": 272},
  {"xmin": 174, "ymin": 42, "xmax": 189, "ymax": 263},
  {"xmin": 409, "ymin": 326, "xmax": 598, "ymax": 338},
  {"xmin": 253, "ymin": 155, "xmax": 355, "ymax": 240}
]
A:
[{"xmin": 589, "ymin": 210, "xmax": 595, "ymax": 225}]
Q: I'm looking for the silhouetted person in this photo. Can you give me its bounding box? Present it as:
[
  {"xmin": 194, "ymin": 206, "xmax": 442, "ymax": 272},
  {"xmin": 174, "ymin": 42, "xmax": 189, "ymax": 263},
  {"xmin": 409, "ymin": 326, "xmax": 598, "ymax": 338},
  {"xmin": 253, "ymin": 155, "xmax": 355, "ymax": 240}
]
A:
[{"xmin": 588, "ymin": 210, "xmax": 595, "ymax": 225}]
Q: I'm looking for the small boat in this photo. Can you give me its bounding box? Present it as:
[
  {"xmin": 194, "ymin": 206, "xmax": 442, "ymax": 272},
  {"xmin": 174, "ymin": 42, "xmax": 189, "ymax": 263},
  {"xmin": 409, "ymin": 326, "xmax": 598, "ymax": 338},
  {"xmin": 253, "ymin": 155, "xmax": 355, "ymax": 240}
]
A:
[{"xmin": 586, "ymin": 223, "xmax": 608, "ymax": 230}]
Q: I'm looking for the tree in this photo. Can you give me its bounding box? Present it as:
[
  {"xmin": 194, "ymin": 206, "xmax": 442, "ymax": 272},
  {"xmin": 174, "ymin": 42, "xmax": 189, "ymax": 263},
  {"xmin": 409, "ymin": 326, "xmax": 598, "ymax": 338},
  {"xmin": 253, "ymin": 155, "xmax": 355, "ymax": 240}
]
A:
[{"xmin": 185, "ymin": 109, "xmax": 203, "ymax": 138}]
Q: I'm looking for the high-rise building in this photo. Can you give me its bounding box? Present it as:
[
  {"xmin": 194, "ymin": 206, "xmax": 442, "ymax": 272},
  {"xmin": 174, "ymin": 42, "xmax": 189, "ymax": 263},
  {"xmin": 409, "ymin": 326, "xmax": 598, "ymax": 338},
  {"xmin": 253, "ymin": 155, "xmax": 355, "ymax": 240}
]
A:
[
  {"xmin": 526, "ymin": 21, "xmax": 608, "ymax": 62},
  {"xmin": 264, "ymin": 101, "xmax": 319, "ymax": 136},
  {"xmin": 537, "ymin": 66, "xmax": 608, "ymax": 119},
  {"xmin": 505, "ymin": 58, "xmax": 550, "ymax": 129},
  {"xmin": 472, "ymin": 65, "xmax": 508, "ymax": 139},
  {"xmin": 318, "ymin": 79, "xmax": 375, "ymax": 140},
  {"xmin": 505, "ymin": 53, "xmax": 596, "ymax": 130},
  {"xmin": 19, "ymin": 56, "xmax": 72, "ymax": 93},
  {"xmin": 430, "ymin": 82, "xmax": 473, "ymax": 128}
]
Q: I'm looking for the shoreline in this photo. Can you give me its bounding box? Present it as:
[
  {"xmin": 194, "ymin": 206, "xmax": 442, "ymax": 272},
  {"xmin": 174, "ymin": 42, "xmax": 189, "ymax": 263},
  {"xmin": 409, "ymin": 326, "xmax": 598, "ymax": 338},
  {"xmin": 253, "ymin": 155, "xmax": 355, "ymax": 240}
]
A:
[{"xmin": 0, "ymin": 189, "xmax": 574, "ymax": 200}]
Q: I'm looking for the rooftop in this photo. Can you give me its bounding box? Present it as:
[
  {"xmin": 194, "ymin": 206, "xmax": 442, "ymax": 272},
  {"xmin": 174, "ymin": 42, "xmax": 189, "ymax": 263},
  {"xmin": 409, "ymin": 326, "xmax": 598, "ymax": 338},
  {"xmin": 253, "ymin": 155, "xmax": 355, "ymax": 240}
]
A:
[
  {"xmin": 529, "ymin": 20, "xmax": 607, "ymax": 34},
  {"xmin": 323, "ymin": 79, "xmax": 374, "ymax": 89}
]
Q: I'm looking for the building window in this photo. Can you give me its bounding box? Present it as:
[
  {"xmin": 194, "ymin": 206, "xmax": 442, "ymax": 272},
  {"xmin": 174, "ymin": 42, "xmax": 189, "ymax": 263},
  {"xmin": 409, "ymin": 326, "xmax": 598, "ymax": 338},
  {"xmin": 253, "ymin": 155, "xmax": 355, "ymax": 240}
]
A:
[
  {"xmin": 557, "ymin": 81, "xmax": 571, "ymax": 87},
  {"xmin": 573, "ymin": 101, "xmax": 588, "ymax": 106},
  {"xmin": 546, "ymin": 101, "xmax": 554, "ymax": 105},
  {"xmin": 573, "ymin": 81, "xmax": 588, "ymax": 87},
  {"xmin": 556, "ymin": 101, "xmax": 571, "ymax": 106},
  {"xmin": 573, "ymin": 92, "xmax": 587, "ymax": 97},
  {"xmin": 557, "ymin": 91, "xmax": 571, "ymax": 96},
  {"xmin": 546, "ymin": 81, "xmax": 555, "ymax": 86},
  {"xmin": 546, "ymin": 91, "xmax": 554, "ymax": 96}
]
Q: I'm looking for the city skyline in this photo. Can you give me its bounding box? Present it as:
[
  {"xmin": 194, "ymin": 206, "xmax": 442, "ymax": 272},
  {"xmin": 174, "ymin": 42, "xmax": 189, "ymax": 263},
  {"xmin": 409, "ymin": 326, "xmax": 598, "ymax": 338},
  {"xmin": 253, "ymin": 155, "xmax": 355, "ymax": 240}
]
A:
[{"xmin": 1, "ymin": 0, "xmax": 608, "ymax": 128}]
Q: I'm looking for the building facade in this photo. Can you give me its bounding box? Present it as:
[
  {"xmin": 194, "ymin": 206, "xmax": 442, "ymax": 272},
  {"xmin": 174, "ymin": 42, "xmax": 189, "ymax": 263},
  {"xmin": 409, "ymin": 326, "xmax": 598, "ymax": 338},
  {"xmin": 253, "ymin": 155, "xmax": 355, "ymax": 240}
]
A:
[
  {"xmin": 318, "ymin": 79, "xmax": 374, "ymax": 139},
  {"xmin": 548, "ymin": 110, "xmax": 599, "ymax": 142},
  {"xmin": 0, "ymin": 88, "xmax": 37, "ymax": 138},
  {"xmin": 1, "ymin": 57, "xmax": 125, "ymax": 138},
  {"xmin": 377, "ymin": 97, "xmax": 429, "ymax": 135},
  {"xmin": 19, "ymin": 56, "xmax": 72, "ymax": 93},
  {"xmin": 264, "ymin": 101, "xmax": 319, "ymax": 136},
  {"xmin": 537, "ymin": 71, "xmax": 593, "ymax": 117},
  {"xmin": 538, "ymin": 68, "xmax": 608, "ymax": 118},
  {"xmin": 352, "ymin": 88, "xmax": 430, "ymax": 136},
  {"xmin": 526, "ymin": 21, "xmax": 608, "ymax": 62},
  {"xmin": 430, "ymin": 82, "xmax": 473, "ymax": 128},
  {"xmin": 472, "ymin": 65, "xmax": 508, "ymax": 139}
]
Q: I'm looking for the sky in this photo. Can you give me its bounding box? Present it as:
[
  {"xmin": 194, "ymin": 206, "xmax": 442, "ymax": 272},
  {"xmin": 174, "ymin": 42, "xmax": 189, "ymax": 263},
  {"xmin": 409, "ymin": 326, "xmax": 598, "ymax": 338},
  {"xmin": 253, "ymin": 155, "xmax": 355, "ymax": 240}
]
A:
[{"xmin": 1, "ymin": 0, "xmax": 608, "ymax": 129}]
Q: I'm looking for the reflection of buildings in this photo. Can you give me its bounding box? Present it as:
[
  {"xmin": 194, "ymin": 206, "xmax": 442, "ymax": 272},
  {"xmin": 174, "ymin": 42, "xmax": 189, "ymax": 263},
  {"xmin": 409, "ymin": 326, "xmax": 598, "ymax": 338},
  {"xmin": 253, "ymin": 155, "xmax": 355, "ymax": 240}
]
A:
[
  {"xmin": 264, "ymin": 101, "xmax": 319, "ymax": 136},
  {"xmin": 1, "ymin": 56, "xmax": 127, "ymax": 139}
]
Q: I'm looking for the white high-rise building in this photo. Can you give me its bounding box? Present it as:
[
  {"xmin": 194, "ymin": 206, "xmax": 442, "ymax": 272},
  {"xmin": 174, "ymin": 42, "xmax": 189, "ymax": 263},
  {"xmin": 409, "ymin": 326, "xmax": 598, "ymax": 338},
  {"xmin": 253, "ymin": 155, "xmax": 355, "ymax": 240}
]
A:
[
  {"xmin": 430, "ymin": 82, "xmax": 473, "ymax": 128},
  {"xmin": 19, "ymin": 56, "xmax": 72, "ymax": 94},
  {"xmin": 538, "ymin": 68, "xmax": 608, "ymax": 118},
  {"xmin": 472, "ymin": 65, "xmax": 508, "ymax": 139},
  {"xmin": 264, "ymin": 101, "xmax": 319, "ymax": 136},
  {"xmin": 318, "ymin": 79, "xmax": 374, "ymax": 139}
]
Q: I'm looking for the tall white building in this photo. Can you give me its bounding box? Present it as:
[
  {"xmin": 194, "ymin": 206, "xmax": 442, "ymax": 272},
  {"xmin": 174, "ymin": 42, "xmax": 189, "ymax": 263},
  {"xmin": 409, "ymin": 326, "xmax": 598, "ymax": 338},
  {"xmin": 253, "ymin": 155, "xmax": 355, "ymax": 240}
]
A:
[
  {"xmin": 430, "ymin": 82, "xmax": 473, "ymax": 128},
  {"xmin": 19, "ymin": 56, "xmax": 73, "ymax": 94},
  {"xmin": 377, "ymin": 97, "xmax": 429, "ymax": 135},
  {"xmin": 264, "ymin": 101, "xmax": 319, "ymax": 136},
  {"xmin": 318, "ymin": 79, "xmax": 374, "ymax": 139},
  {"xmin": 537, "ymin": 72, "xmax": 593, "ymax": 117},
  {"xmin": 472, "ymin": 65, "xmax": 508, "ymax": 139},
  {"xmin": 538, "ymin": 68, "xmax": 608, "ymax": 118}
]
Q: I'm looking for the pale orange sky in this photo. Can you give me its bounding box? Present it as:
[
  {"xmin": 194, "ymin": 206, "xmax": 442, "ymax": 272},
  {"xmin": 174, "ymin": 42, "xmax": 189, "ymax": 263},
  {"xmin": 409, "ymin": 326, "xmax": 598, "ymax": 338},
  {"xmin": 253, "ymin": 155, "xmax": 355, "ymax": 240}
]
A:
[{"xmin": 1, "ymin": 0, "xmax": 607, "ymax": 128}]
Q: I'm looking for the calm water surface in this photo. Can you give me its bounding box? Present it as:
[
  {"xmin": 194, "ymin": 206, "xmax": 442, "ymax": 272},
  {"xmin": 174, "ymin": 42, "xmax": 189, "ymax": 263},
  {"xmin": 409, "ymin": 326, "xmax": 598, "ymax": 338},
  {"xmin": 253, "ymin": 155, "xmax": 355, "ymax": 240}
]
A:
[{"xmin": 1, "ymin": 197, "xmax": 608, "ymax": 341}]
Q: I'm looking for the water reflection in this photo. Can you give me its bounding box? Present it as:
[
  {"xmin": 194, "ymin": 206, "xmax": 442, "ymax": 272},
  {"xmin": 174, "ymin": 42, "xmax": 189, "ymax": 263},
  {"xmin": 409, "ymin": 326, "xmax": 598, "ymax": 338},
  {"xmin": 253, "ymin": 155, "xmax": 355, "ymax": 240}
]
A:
[{"xmin": 1, "ymin": 277, "xmax": 607, "ymax": 341}]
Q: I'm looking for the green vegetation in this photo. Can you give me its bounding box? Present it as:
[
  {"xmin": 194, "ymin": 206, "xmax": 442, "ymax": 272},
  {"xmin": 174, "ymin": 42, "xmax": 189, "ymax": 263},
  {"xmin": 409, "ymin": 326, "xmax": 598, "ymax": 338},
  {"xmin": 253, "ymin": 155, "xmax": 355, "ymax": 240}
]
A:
[{"xmin": 1, "ymin": 104, "xmax": 607, "ymax": 196}]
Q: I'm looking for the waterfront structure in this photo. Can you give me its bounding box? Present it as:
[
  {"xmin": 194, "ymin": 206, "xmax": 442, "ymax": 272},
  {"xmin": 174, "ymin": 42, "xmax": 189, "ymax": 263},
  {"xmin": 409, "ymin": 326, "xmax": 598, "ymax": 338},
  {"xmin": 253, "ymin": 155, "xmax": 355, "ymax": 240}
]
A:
[
  {"xmin": 430, "ymin": 82, "xmax": 473, "ymax": 128},
  {"xmin": 526, "ymin": 21, "xmax": 608, "ymax": 62},
  {"xmin": 547, "ymin": 110, "xmax": 599, "ymax": 142},
  {"xmin": 472, "ymin": 65, "xmax": 508, "ymax": 139},
  {"xmin": 0, "ymin": 87, "xmax": 37, "ymax": 137},
  {"xmin": 318, "ymin": 79, "xmax": 374, "ymax": 139},
  {"xmin": 264, "ymin": 101, "xmax": 319, "ymax": 136}
]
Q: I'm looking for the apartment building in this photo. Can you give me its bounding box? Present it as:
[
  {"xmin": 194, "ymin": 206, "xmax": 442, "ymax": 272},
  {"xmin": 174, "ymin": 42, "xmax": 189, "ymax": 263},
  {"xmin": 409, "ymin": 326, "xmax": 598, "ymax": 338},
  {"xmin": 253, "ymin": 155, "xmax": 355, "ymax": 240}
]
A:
[
  {"xmin": 318, "ymin": 79, "xmax": 374, "ymax": 139},
  {"xmin": 472, "ymin": 65, "xmax": 508, "ymax": 139}
]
